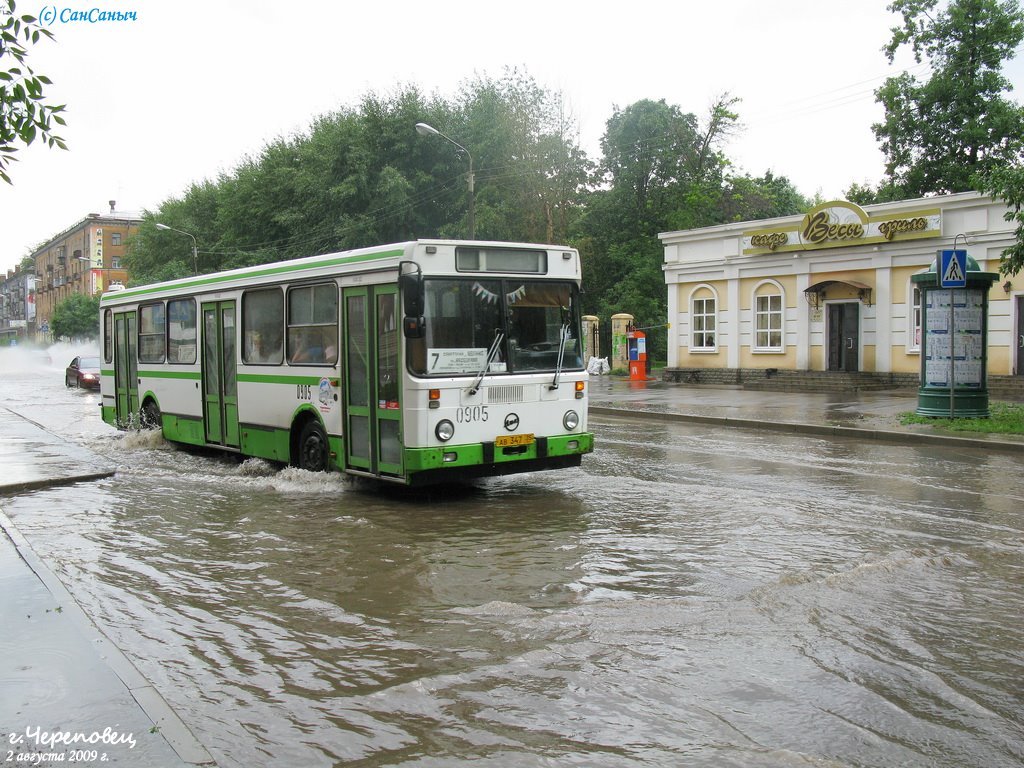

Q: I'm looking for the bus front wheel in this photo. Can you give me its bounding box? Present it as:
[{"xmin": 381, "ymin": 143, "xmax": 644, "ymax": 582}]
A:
[{"xmin": 297, "ymin": 420, "xmax": 329, "ymax": 472}]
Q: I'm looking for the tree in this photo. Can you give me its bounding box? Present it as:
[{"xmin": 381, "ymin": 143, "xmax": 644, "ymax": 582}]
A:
[
  {"xmin": 977, "ymin": 165, "xmax": 1024, "ymax": 274},
  {"xmin": 580, "ymin": 97, "xmax": 750, "ymax": 358},
  {"xmin": 842, "ymin": 180, "xmax": 905, "ymax": 206},
  {"xmin": 1, "ymin": 0, "xmax": 67, "ymax": 184},
  {"xmin": 872, "ymin": 0, "xmax": 1024, "ymax": 197},
  {"xmin": 717, "ymin": 171, "xmax": 809, "ymax": 224},
  {"xmin": 51, "ymin": 294, "xmax": 99, "ymax": 340},
  {"xmin": 126, "ymin": 75, "xmax": 591, "ymax": 285}
]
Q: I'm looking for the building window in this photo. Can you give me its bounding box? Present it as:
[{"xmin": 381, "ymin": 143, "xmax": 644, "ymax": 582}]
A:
[
  {"xmin": 691, "ymin": 296, "xmax": 716, "ymax": 351},
  {"xmin": 755, "ymin": 293, "xmax": 783, "ymax": 351},
  {"xmin": 111, "ymin": 233, "xmax": 121, "ymax": 246}
]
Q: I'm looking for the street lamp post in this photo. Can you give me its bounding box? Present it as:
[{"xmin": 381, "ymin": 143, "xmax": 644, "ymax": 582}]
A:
[
  {"xmin": 415, "ymin": 122, "xmax": 475, "ymax": 239},
  {"xmin": 155, "ymin": 223, "xmax": 199, "ymax": 274}
]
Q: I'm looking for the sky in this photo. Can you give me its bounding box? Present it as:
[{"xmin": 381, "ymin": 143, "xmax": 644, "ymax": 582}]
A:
[{"xmin": 3, "ymin": 0, "xmax": 1023, "ymax": 276}]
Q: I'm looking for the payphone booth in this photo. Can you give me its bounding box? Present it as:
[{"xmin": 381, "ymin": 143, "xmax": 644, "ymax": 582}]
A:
[{"xmin": 626, "ymin": 330, "xmax": 647, "ymax": 381}]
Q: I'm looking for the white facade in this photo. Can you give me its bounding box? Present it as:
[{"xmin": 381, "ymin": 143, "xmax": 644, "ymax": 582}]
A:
[{"xmin": 661, "ymin": 192, "xmax": 1023, "ymax": 377}]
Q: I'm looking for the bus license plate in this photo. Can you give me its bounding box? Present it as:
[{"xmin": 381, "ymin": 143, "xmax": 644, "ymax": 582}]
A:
[{"xmin": 496, "ymin": 433, "xmax": 534, "ymax": 448}]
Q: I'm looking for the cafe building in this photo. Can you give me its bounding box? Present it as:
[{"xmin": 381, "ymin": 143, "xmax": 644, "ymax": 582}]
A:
[{"xmin": 660, "ymin": 191, "xmax": 1023, "ymax": 385}]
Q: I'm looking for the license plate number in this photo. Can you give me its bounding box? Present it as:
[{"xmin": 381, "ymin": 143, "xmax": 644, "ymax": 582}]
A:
[{"xmin": 496, "ymin": 433, "xmax": 534, "ymax": 447}]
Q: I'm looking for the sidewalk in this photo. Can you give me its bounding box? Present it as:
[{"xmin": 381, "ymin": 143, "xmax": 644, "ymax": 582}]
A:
[
  {"xmin": 0, "ymin": 407, "xmax": 214, "ymax": 767},
  {"xmin": 588, "ymin": 376, "xmax": 1024, "ymax": 453}
]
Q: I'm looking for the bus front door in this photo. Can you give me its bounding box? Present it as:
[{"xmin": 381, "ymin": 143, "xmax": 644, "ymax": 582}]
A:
[
  {"xmin": 113, "ymin": 310, "xmax": 139, "ymax": 426},
  {"xmin": 342, "ymin": 286, "xmax": 402, "ymax": 478},
  {"xmin": 202, "ymin": 301, "xmax": 240, "ymax": 448}
]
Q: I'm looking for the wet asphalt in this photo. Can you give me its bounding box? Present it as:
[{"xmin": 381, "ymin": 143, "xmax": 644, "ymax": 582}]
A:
[{"xmin": 1, "ymin": 377, "xmax": 1021, "ymax": 767}]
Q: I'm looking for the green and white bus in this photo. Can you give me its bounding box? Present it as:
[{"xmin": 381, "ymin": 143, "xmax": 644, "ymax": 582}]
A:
[{"xmin": 99, "ymin": 239, "xmax": 594, "ymax": 485}]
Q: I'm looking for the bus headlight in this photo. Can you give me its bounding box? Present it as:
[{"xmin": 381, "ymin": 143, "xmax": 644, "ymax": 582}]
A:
[
  {"xmin": 435, "ymin": 419, "xmax": 455, "ymax": 442},
  {"xmin": 563, "ymin": 410, "xmax": 579, "ymax": 431}
]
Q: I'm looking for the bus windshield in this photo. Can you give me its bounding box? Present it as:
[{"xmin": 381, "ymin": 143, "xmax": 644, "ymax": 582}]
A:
[{"xmin": 408, "ymin": 278, "xmax": 584, "ymax": 376}]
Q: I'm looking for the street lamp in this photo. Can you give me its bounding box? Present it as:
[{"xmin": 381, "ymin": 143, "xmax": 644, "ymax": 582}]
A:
[
  {"xmin": 415, "ymin": 122, "xmax": 475, "ymax": 239},
  {"xmin": 155, "ymin": 223, "xmax": 199, "ymax": 274}
]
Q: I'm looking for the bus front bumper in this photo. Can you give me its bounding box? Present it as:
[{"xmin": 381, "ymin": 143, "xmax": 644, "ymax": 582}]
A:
[{"xmin": 403, "ymin": 432, "xmax": 594, "ymax": 481}]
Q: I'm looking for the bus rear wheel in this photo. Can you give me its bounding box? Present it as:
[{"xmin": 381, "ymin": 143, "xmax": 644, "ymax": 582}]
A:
[
  {"xmin": 297, "ymin": 420, "xmax": 329, "ymax": 472},
  {"xmin": 140, "ymin": 400, "xmax": 162, "ymax": 431}
]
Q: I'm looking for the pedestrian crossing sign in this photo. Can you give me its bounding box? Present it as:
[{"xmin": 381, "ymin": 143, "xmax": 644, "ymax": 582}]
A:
[{"xmin": 939, "ymin": 249, "xmax": 967, "ymax": 287}]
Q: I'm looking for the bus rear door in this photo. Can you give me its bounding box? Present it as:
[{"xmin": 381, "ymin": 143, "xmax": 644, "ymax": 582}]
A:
[
  {"xmin": 113, "ymin": 310, "xmax": 139, "ymax": 426},
  {"xmin": 202, "ymin": 300, "xmax": 240, "ymax": 448}
]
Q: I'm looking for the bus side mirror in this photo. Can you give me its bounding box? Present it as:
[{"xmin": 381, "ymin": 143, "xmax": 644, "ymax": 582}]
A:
[
  {"xmin": 403, "ymin": 316, "xmax": 424, "ymax": 339},
  {"xmin": 399, "ymin": 269, "xmax": 424, "ymax": 317},
  {"xmin": 399, "ymin": 261, "xmax": 424, "ymax": 339}
]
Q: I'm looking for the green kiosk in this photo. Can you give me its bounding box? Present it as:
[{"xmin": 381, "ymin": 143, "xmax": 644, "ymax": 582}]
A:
[{"xmin": 912, "ymin": 249, "xmax": 999, "ymax": 418}]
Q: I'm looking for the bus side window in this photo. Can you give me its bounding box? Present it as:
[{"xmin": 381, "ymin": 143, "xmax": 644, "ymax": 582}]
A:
[{"xmin": 243, "ymin": 288, "xmax": 284, "ymax": 364}]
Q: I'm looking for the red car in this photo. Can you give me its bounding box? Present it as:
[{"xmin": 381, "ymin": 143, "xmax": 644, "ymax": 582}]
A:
[{"xmin": 65, "ymin": 355, "xmax": 101, "ymax": 390}]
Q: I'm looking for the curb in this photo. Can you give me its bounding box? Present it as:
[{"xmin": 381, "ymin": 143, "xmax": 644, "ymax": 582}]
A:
[
  {"xmin": 0, "ymin": 510, "xmax": 216, "ymax": 766},
  {"xmin": 589, "ymin": 406, "xmax": 1024, "ymax": 454},
  {"xmin": 1, "ymin": 471, "xmax": 118, "ymax": 496}
]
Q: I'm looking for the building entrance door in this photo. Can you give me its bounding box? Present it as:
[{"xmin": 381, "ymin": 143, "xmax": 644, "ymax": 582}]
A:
[{"xmin": 827, "ymin": 302, "xmax": 859, "ymax": 372}]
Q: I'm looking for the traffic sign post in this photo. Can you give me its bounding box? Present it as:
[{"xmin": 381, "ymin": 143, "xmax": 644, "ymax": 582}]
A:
[
  {"xmin": 938, "ymin": 249, "xmax": 967, "ymax": 416},
  {"xmin": 939, "ymin": 249, "xmax": 967, "ymax": 288},
  {"xmin": 912, "ymin": 249, "xmax": 998, "ymax": 418}
]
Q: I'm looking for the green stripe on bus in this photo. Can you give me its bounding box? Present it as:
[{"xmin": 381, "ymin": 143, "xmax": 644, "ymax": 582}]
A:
[
  {"xmin": 129, "ymin": 371, "xmax": 332, "ymax": 384},
  {"xmin": 102, "ymin": 249, "xmax": 405, "ymax": 302},
  {"xmin": 237, "ymin": 373, "xmax": 331, "ymax": 385},
  {"xmin": 138, "ymin": 370, "xmax": 202, "ymax": 380}
]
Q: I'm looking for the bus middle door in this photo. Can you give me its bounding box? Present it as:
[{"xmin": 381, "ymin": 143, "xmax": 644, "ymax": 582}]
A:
[
  {"xmin": 202, "ymin": 301, "xmax": 240, "ymax": 448},
  {"xmin": 342, "ymin": 285, "xmax": 402, "ymax": 478}
]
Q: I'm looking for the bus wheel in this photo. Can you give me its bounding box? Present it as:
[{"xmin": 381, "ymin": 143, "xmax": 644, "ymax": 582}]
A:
[
  {"xmin": 140, "ymin": 400, "xmax": 162, "ymax": 431},
  {"xmin": 297, "ymin": 420, "xmax": 329, "ymax": 472}
]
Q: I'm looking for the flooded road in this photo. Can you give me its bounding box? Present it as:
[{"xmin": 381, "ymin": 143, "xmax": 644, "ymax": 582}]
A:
[{"xmin": 2, "ymin": 354, "xmax": 1023, "ymax": 767}]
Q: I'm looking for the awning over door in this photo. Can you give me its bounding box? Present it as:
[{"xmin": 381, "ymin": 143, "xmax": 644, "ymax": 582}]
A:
[{"xmin": 804, "ymin": 279, "xmax": 873, "ymax": 308}]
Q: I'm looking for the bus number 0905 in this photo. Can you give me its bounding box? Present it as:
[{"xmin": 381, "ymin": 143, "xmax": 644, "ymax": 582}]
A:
[
  {"xmin": 457, "ymin": 406, "xmax": 488, "ymax": 423},
  {"xmin": 297, "ymin": 384, "xmax": 312, "ymax": 399}
]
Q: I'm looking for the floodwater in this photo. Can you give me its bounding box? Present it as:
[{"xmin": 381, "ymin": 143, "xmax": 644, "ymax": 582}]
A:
[{"xmin": 2, "ymin": 349, "xmax": 1024, "ymax": 767}]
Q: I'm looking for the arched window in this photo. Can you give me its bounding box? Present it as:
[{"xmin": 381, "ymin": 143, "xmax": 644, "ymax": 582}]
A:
[
  {"xmin": 753, "ymin": 281, "xmax": 784, "ymax": 352},
  {"xmin": 690, "ymin": 285, "xmax": 718, "ymax": 351}
]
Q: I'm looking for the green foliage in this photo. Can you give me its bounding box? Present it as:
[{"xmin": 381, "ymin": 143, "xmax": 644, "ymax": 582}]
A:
[
  {"xmin": 975, "ymin": 164, "xmax": 1024, "ymax": 275},
  {"xmin": 127, "ymin": 74, "xmax": 593, "ymax": 285},
  {"xmin": 900, "ymin": 401, "xmax": 1024, "ymax": 433},
  {"xmin": 842, "ymin": 180, "xmax": 906, "ymax": 206},
  {"xmin": 717, "ymin": 171, "xmax": 810, "ymax": 223},
  {"xmin": 51, "ymin": 293, "xmax": 99, "ymax": 340},
  {"xmin": 873, "ymin": 0, "xmax": 1024, "ymax": 197},
  {"xmin": 0, "ymin": 0, "xmax": 67, "ymax": 184}
]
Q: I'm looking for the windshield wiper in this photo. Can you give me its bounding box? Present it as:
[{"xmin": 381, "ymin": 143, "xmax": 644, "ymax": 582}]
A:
[
  {"xmin": 469, "ymin": 330, "xmax": 504, "ymax": 395},
  {"xmin": 549, "ymin": 323, "xmax": 570, "ymax": 390}
]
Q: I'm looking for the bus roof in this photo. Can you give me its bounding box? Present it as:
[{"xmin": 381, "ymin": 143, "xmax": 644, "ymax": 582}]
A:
[{"xmin": 99, "ymin": 239, "xmax": 579, "ymax": 307}]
